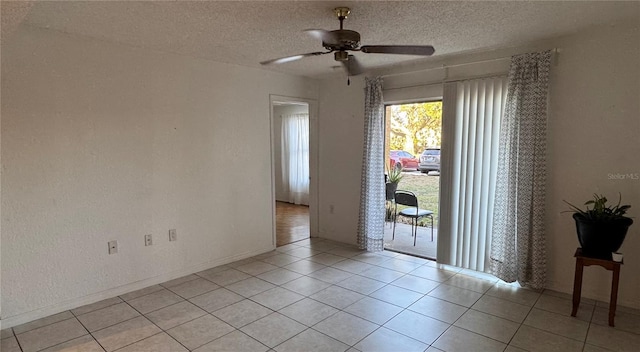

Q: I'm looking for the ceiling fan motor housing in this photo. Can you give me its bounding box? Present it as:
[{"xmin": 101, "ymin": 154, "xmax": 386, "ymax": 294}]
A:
[{"xmin": 323, "ymin": 29, "xmax": 361, "ymax": 51}]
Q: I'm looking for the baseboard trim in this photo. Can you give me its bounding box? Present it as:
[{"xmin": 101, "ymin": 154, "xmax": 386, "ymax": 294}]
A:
[
  {"xmin": 0, "ymin": 245, "xmax": 275, "ymax": 329},
  {"xmin": 545, "ymin": 280, "xmax": 640, "ymax": 311}
]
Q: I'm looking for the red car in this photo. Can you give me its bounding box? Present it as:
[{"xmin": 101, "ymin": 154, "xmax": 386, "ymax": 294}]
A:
[{"xmin": 390, "ymin": 150, "xmax": 419, "ymax": 171}]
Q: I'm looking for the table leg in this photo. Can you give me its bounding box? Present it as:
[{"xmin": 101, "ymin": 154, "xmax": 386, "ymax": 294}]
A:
[
  {"xmin": 571, "ymin": 258, "xmax": 583, "ymax": 317},
  {"xmin": 609, "ymin": 265, "xmax": 620, "ymax": 327}
]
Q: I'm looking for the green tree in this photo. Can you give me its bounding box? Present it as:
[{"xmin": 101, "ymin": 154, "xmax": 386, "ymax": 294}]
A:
[{"xmin": 389, "ymin": 102, "xmax": 442, "ymax": 156}]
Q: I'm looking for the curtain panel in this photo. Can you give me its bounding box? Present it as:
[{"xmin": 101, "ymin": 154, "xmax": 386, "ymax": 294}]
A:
[
  {"xmin": 357, "ymin": 77, "xmax": 385, "ymax": 251},
  {"xmin": 438, "ymin": 77, "xmax": 508, "ymax": 271},
  {"xmin": 489, "ymin": 50, "xmax": 552, "ymax": 289},
  {"xmin": 281, "ymin": 113, "xmax": 310, "ymax": 205}
]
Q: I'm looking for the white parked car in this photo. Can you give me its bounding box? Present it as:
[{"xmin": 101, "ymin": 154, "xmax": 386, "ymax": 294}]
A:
[{"xmin": 419, "ymin": 148, "xmax": 440, "ymax": 173}]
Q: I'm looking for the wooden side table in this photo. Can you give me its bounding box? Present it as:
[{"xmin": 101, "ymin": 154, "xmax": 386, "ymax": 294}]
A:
[{"xmin": 571, "ymin": 248, "xmax": 622, "ymax": 326}]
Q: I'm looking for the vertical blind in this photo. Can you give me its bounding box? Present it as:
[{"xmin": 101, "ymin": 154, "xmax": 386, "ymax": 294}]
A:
[{"xmin": 438, "ymin": 77, "xmax": 507, "ymax": 272}]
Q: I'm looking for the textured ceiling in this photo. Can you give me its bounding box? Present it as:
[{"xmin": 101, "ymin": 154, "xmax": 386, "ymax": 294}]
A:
[
  {"xmin": 9, "ymin": 1, "xmax": 640, "ymax": 78},
  {"xmin": 0, "ymin": 1, "xmax": 33, "ymax": 43}
]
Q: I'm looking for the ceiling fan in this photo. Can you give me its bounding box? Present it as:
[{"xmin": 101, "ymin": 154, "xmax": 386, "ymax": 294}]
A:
[{"xmin": 260, "ymin": 7, "xmax": 435, "ymax": 76}]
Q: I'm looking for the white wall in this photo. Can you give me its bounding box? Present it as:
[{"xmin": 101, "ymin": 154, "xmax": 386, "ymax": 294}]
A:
[
  {"xmin": 544, "ymin": 21, "xmax": 639, "ymax": 308},
  {"xmin": 0, "ymin": 25, "xmax": 318, "ymax": 325},
  {"xmin": 273, "ymin": 104, "xmax": 309, "ymax": 202},
  {"xmin": 318, "ymin": 77, "xmax": 365, "ymax": 244},
  {"xmin": 317, "ymin": 20, "xmax": 640, "ymax": 308}
]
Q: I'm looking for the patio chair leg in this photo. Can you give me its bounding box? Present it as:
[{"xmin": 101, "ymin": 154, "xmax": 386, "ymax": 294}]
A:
[
  {"xmin": 412, "ymin": 217, "xmax": 416, "ymax": 246},
  {"xmin": 411, "ymin": 218, "xmax": 414, "ymax": 237},
  {"xmin": 392, "ymin": 215, "xmax": 397, "ymax": 241},
  {"xmin": 430, "ymin": 215, "xmax": 434, "ymax": 241},
  {"xmin": 413, "ymin": 221, "xmax": 417, "ymax": 246}
]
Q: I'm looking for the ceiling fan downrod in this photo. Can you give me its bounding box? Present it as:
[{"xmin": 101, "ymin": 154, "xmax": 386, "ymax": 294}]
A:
[{"xmin": 334, "ymin": 7, "xmax": 350, "ymax": 30}]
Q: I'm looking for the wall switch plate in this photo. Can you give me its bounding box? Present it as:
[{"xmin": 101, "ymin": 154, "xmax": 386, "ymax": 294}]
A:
[
  {"xmin": 108, "ymin": 240, "xmax": 118, "ymax": 254},
  {"xmin": 169, "ymin": 229, "xmax": 177, "ymax": 242},
  {"xmin": 145, "ymin": 234, "xmax": 153, "ymax": 246}
]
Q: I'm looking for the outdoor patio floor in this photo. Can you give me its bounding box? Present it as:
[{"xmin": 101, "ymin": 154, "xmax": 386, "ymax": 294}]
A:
[{"xmin": 384, "ymin": 222, "xmax": 437, "ymax": 259}]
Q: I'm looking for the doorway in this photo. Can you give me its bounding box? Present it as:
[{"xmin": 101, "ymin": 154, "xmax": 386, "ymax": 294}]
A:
[
  {"xmin": 270, "ymin": 96, "xmax": 318, "ymax": 247},
  {"xmin": 383, "ymin": 101, "xmax": 442, "ymax": 259}
]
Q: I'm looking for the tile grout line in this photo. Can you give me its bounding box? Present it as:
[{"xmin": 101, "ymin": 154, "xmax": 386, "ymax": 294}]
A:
[
  {"xmin": 12, "ymin": 313, "xmax": 77, "ymax": 337},
  {"xmin": 586, "ymin": 299, "xmax": 597, "ymax": 348},
  {"xmin": 11, "ymin": 246, "xmax": 392, "ymax": 349},
  {"xmin": 341, "ymin": 299, "xmax": 412, "ymax": 350},
  {"xmin": 70, "ymin": 307, "xmax": 129, "ymax": 352},
  {"xmin": 110, "ymin": 332, "xmax": 165, "ymax": 352},
  {"xmin": 141, "ymin": 257, "xmax": 344, "ymax": 350},
  {"xmin": 67, "ymin": 296, "xmax": 189, "ymax": 352},
  {"xmin": 230, "ymin": 252, "xmax": 394, "ymax": 349},
  {"xmin": 503, "ymin": 287, "xmax": 543, "ymax": 349},
  {"xmin": 118, "ymin": 296, "xmax": 193, "ymax": 352},
  {"xmin": 16, "ymin": 241, "xmax": 638, "ymax": 352},
  {"xmin": 231, "ymin": 247, "xmax": 636, "ymax": 349},
  {"xmin": 428, "ymin": 282, "xmax": 479, "ymax": 350},
  {"xmin": 30, "ymin": 315, "xmax": 100, "ymax": 352},
  {"xmin": 70, "ymin": 306, "xmax": 105, "ymax": 351},
  {"xmin": 13, "ymin": 330, "xmax": 26, "ymax": 352},
  {"xmin": 338, "ymin": 267, "xmax": 462, "ymax": 348},
  {"xmin": 217, "ymin": 262, "xmax": 343, "ymax": 349},
  {"xmin": 520, "ymin": 308, "xmax": 595, "ymax": 344},
  {"xmin": 159, "ymin": 275, "xmax": 202, "ymax": 290}
]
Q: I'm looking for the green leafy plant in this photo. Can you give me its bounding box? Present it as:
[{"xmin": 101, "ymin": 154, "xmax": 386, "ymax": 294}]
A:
[
  {"xmin": 564, "ymin": 193, "xmax": 631, "ymax": 222},
  {"xmin": 386, "ymin": 161, "xmax": 403, "ymax": 184}
]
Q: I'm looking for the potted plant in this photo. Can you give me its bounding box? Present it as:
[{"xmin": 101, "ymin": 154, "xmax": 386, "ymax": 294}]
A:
[
  {"xmin": 564, "ymin": 193, "xmax": 633, "ymax": 258},
  {"xmin": 385, "ymin": 163, "xmax": 403, "ymax": 201}
]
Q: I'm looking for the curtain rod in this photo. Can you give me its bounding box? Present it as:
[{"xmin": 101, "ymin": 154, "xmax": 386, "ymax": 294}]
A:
[
  {"xmin": 379, "ymin": 48, "xmax": 558, "ymax": 79},
  {"xmin": 382, "ymin": 72, "xmax": 508, "ymax": 92}
]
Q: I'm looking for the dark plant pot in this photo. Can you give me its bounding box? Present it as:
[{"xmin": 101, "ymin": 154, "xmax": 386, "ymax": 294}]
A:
[
  {"xmin": 385, "ymin": 182, "xmax": 398, "ymax": 201},
  {"xmin": 573, "ymin": 213, "xmax": 633, "ymax": 258}
]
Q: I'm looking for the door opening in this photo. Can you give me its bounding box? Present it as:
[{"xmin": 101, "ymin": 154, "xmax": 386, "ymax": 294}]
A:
[
  {"xmin": 383, "ymin": 101, "xmax": 442, "ymax": 259},
  {"xmin": 272, "ymin": 100, "xmax": 311, "ymax": 246}
]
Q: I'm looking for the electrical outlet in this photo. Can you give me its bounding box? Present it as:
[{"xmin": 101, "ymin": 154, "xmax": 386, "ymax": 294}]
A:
[
  {"xmin": 108, "ymin": 240, "xmax": 118, "ymax": 254},
  {"xmin": 169, "ymin": 229, "xmax": 177, "ymax": 242},
  {"xmin": 329, "ymin": 205, "xmax": 335, "ymax": 214},
  {"xmin": 145, "ymin": 234, "xmax": 153, "ymax": 246}
]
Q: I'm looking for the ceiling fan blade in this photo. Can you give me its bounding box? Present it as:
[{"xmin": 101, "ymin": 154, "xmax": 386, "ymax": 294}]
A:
[
  {"xmin": 304, "ymin": 29, "xmax": 340, "ymax": 45},
  {"xmin": 304, "ymin": 29, "xmax": 328, "ymax": 40},
  {"xmin": 341, "ymin": 55, "xmax": 365, "ymax": 76},
  {"xmin": 360, "ymin": 45, "xmax": 435, "ymax": 56},
  {"xmin": 260, "ymin": 51, "xmax": 330, "ymax": 65}
]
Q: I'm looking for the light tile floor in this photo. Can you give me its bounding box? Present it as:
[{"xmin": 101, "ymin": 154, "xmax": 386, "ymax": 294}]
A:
[{"xmin": 3, "ymin": 238, "xmax": 640, "ymax": 352}]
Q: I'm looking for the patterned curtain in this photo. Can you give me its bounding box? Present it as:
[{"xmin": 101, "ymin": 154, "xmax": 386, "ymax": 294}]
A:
[
  {"xmin": 489, "ymin": 50, "xmax": 552, "ymax": 289},
  {"xmin": 357, "ymin": 77, "xmax": 385, "ymax": 251}
]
